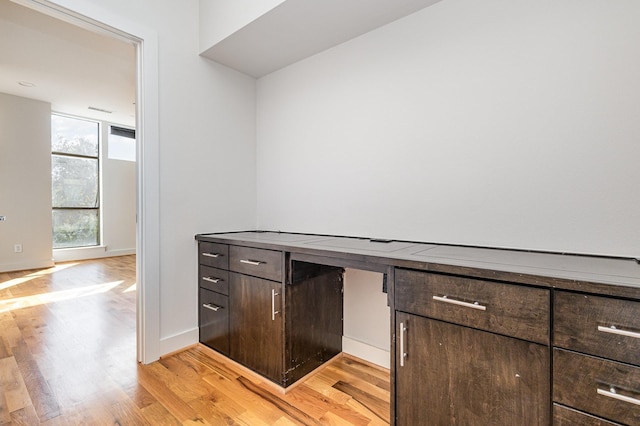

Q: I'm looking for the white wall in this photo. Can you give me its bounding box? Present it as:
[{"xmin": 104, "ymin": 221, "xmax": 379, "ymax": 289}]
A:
[
  {"xmin": 256, "ymin": 0, "xmax": 640, "ymax": 258},
  {"xmin": 101, "ymin": 125, "xmax": 136, "ymax": 257},
  {"xmin": 343, "ymin": 269, "xmax": 390, "ymax": 368},
  {"xmin": 198, "ymin": 0, "xmax": 285, "ymax": 51},
  {"xmin": 0, "ymin": 93, "xmax": 53, "ymax": 272}
]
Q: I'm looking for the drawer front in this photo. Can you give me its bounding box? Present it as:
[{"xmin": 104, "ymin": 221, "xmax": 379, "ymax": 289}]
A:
[
  {"xmin": 199, "ymin": 266, "xmax": 229, "ymax": 295},
  {"xmin": 554, "ymin": 291, "xmax": 640, "ymax": 366},
  {"xmin": 199, "ymin": 242, "xmax": 229, "ymax": 269},
  {"xmin": 229, "ymin": 245, "xmax": 283, "ymax": 282},
  {"xmin": 395, "ymin": 269, "xmax": 550, "ymax": 344},
  {"xmin": 199, "ymin": 288, "xmax": 229, "ymax": 356},
  {"xmin": 554, "ymin": 349, "xmax": 640, "ymax": 425},
  {"xmin": 553, "ymin": 404, "xmax": 621, "ymax": 426}
]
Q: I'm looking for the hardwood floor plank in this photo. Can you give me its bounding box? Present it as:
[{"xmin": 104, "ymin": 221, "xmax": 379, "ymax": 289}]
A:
[
  {"xmin": 0, "ymin": 357, "xmax": 32, "ymax": 416},
  {"xmin": 139, "ymin": 401, "xmax": 182, "ymax": 426},
  {"xmin": 7, "ymin": 404, "xmax": 40, "ymax": 426},
  {"xmin": 0, "ymin": 336, "xmax": 9, "ymax": 360},
  {"xmin": 137, "ymin": 362, "xmax": 212, "ymax": 425},
  {"xmin": 0, "ymin": 315, "xmax": 21, "ymax": 355},
  {"xmin": 236, "ymin": 376, "xmax": 322, "ymax": 425},
  {"xmin": 323, "ymin": 364, "xmax": 390, "ymax": 402},
  {"xmin": 333, "ymin": 381, "xmax": 389, "ymax": 424},
  {"xmin": 336, "ymin": 358, "xmax": 390, "ymax": 392},
  {"xmin": 109, "ymin": 398, "xmax": 153, "ymax": 426}
]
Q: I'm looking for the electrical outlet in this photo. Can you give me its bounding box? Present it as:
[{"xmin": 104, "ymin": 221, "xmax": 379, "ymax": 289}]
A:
[
  {"xmin": 14, "ymin": 244, "xmax": 22, "ymax": 253},
  {"xmin": 0, "ymin": 215, "xmax": 6, "ymax": 221}
]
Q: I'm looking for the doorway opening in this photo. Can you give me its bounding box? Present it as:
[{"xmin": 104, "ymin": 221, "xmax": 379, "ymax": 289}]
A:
[{"xmin": 10, "ymin": 0, "xmax": 160, "ymax": 364}]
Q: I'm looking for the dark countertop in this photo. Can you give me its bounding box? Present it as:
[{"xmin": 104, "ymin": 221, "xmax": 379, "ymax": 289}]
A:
[{"xmin": 196, "ymin": 231, "xmax": 640, "ymax": 300}]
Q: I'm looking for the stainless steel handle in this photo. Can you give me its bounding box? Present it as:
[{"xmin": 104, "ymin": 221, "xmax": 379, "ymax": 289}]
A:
[
  {"xmin": 202, "ymin": 303, "xmax": 222, "ymax": 312},
  {"xmin": 598, "ymin": 325, "xmax": 640, "ymax": 339},
  {"xmin": 271, "ymin": 289, "xmax": 280, "ymax": 321},
  {"xmin": 240, "ymin": 259, "xmax": 264, "ymax": 266},
  {"xmin": 202, "ymin": 276, "xmax": 221, "ymax": 284},
  {"xmin": 433, "ymin": 295, "xmax": 487, "ymax": 311},
  {"xmin": 597, "ymin": 387, "xmax": 640, "ymax": 406},
  {"xmin": 399, "ymin": 322, "xmax": 407, "ymax": 367},
  {"xmin": 202, "ymin": 252, "xmax": 220, "ymax": 258}
]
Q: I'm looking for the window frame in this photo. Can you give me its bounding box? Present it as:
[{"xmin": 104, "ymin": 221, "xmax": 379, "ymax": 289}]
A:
[{"xmin": 51, "ymin": 113, "xmax": 102, "ymax": 249}]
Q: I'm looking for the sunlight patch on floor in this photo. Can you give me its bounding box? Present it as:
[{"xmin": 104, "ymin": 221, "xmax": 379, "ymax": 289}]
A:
[
  {"xmin": 0, "ymin": 263, "xmax": 79, "ymax": 291},
  {"xmin": 0, "ymin": 280, "xmax": 123, "ymax": 313},
  {"xmin": 123, "ymin": 283, "xmax": 137, "ymax": 293}
]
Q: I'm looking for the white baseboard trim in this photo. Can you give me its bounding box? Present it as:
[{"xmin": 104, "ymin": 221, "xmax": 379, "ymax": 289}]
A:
[
  {"xmin": 342, "ymin": 336, "xmax": 389, "ymax": 369},
  {"xmin": 0, "ymin": 258, "xmax": 55, "ymax": 273},
  {"xmin": 53, "ymin": 246, "xmax": 136, "ymax": 262},
  {"xmin": 159, "ymin": 327, "xmax": 199, "ymax": 357}
]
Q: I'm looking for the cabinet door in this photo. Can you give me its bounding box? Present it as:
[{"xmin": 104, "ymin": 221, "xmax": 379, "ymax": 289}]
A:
[
  {"xmin": 229, "ymin": 272, "xmax": 283, "ymax": 384},
  {"xmin": 395, "ymin": 312, "xmax": 550, "ymax": 426}
]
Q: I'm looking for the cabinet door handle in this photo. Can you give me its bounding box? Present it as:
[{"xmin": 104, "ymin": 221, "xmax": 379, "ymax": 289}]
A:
[
  {"xmin": 202, "ymin": 303, "xmax": 222, "ymax": 312},
  {"xmin": 399, "ymin": 321, "xmax": 407, "ymax": 367},
  {"xmin": 202, "ymin": 252, "xmax": 221, "ymax": 258},
  {"xmin": 240, "ymin": 259, "xmax": 264, "ymax": 266},
  {"xmin": 433, "ymin": 295, "xmax": 487, "ymax": 311},
  {"xmin": 598, "ymin": 325, "xmax": 640, "ymax": 339},
  {"xmin": 597, "ymin": 387, "xmax": 640, "ymax": 406},
  {"xmin": 271, "ymin": 289, "xmax": 280, "ymax": 321},
  {"xmin": 202, "ymin": 276, "xmax": 222, "ymax": 284}
]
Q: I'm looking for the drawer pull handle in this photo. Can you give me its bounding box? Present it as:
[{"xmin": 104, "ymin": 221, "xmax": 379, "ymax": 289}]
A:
[
  {"xmin": 597, "ymin": 387, "xmax": 640, "ymax": 406},
  {"xmin": 433, "ymin": 295, "xmax": 487, "ymax": 311},
  {"xmin": 202, "ymin": 276, "xmax": 222, "ymax": 284},
  {"xmin": 202, "ymin": 252, "xmax": 221, "ymax": 258},
  {"xmin": 240, "ymin": 259, "xmax": 264, "ymax": 266},
  {"xmin": 598, "ymin": 325, "xmax": 640, "ymax": 339},
  {"xmin": 399, "ymin": 321, "xmax": 408, "ymax": 367},
  {"xmin": 202, "ymin": 303, "xmax": 223, "ymax": 312},
  {"xmin": 271, "ymin": 289, "xmax": 280, "ymax": 321}
]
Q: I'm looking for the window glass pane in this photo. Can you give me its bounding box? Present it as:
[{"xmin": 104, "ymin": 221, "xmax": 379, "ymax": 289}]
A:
[
  {"xmin": 51, "ymin": 115, "xmax": 99, "ymax": 156},
  {"xmin": 108, "ymin": 132, "xmax": 136, "ymax": 161},
  {"xmin": 52, "ymin": 209, "xmax": 99, "ymax": 249},
  {"xmin": 52, "ymin": 155, "xmax": 99, "ymax": 208}
]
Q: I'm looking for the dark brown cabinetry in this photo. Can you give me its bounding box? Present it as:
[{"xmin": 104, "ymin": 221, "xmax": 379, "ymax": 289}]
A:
[
  {"xmin": 198, "ymin": 243, "xmax": 230, "ymax": 356},
  {"xmin": 553, "ymin": 291, "xmax": 640, "ymax": 425},
  {"xmin": 229, "ymin": 272, "xmax": 284, "ymax": 382},
  {"xmin": 395, "ymin": 269, "xmax": 550, "ymax": 425},
  {"xmin": 196, "ymin": 231, "xmax": 640, "ymax": 425},
  {"xmin": 199, "ymin": 287, "xmax": 230, "ymax": 355},
  {"xmin": 197, "ymin": 240, "xmax": 343, "ymax": 388}
]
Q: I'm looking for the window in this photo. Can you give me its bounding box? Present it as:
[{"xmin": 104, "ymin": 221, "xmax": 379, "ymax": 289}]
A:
[
  {"xmin": 51, "ymin": 114, "xmax": 100, "ymax": 249},
  {"xmin": 108, "ymin": 125, "xmax": 136, "ymax": 161}
]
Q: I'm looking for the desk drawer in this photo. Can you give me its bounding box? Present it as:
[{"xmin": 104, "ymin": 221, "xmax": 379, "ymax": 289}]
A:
[
  {"xmin": 199, "ymin": 266, "xmax": 229, "ymax": 295},
  {"xmin": 554, "ymin": 349, "xmax": 640, "ymax": 425},
  {"xmin": 553, "ymin": 404, "xmax": 621, "ymax": 426},
  {"xmin": 230, "ymin": 246, "xmax": 282, "ymax": 282},
  {"xmin": 199, "ymin": 288, "xmax": 229, "ymax": 356},
  {"xmin": 554, "ymin": 291, "xmax": 640, "ymax": 366},
  {"xmin": 199, "ymin": 242, "xmax": 229, "ymax": 269},
  {"xmin": 395, "ymin": 269, "xmax": 550, "ymax": 344}
]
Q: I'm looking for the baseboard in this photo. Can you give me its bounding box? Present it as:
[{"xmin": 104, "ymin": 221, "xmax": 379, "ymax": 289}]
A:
[
  {"xmin": 0, "ymin": 258, "xmax": 55, "ymax": 273},
  {"xmin": 159, "ymin": 327, "xmax": 199, "ymax": 357},
  {"xmin": 53, "ymin": 246, "xmax": 135, "ymax": 262},
  {"xmin": 342, "ymin": 336, "xmax": 390, "ymax": 369}
]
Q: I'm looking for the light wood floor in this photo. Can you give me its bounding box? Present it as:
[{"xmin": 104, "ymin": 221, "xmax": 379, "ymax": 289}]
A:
[{"xmin": 0, "ymin": 256, "xmax": 390, "ymax": 425}]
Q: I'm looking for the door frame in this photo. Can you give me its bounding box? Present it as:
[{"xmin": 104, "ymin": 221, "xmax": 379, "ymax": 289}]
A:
[{"xmin": 13, "ymin": 0, "xmax": 161, "ymax": 363}]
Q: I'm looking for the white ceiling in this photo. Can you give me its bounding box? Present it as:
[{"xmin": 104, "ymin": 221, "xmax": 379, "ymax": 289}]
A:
[
  {"xmin": 0, "ymin": 0, "xmax": 136, "ymax": 127},
  {"xmin": 201, "ymin": 0, "xmax": 444, "ymax": 77},
  {"xmin": 0, "ymin": 0, "xmax": 443, "ymax": 126}
]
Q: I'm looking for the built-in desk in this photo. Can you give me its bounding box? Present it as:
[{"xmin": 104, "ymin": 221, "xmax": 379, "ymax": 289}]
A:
[{"xmin": 195, "ymin": 231, "xmax": 640, "ymax": 425}]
